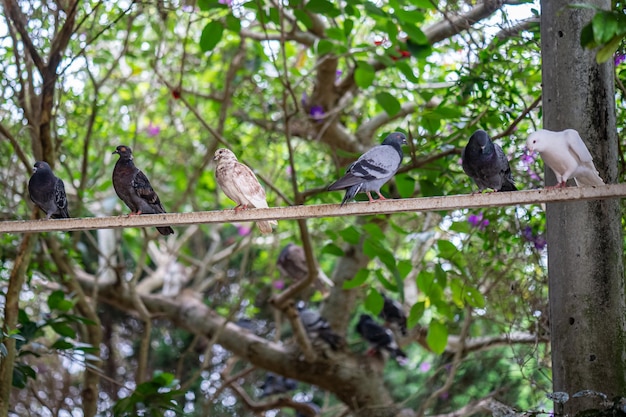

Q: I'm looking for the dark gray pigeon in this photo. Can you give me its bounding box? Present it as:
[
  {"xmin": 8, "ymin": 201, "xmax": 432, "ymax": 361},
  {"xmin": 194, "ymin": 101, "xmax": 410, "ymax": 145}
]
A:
[
  {"xmin": 328, "ymin": 132, "xmax": 407, "ymax": 206},
  {"xmin": 461, "ymin": 130, "xmax": 517, "ymax": 192},
  {"xmin": 298, "ymin": 305, "xmax": 343, "ymax": 350},
  {"xmin": 112, "ymin": 145, "xmax": 174, "ymax": 235},
  {"xmin": 379, "ymin": 294, "xmax": 407, "ymax": 336},
  {"xmin": 356, "ymin": 314, "xmax": 406, "ymax": 362},
  {"xmin": 259, "ymin": 372, "xmax": 297, "ymax": 397},
  {"xmin": 277, "ymin": 243, "xmax": 334, "ymax": 290},
  {"xmin": 28, "ymin": 161, "xmax": 70, "ymax": 219}
]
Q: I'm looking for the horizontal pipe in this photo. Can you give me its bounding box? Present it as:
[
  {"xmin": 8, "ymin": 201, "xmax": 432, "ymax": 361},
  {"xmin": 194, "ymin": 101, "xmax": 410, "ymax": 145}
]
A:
[{"xmin": 2, "ymin": 184, "xmax": 626, "ymax": 234}]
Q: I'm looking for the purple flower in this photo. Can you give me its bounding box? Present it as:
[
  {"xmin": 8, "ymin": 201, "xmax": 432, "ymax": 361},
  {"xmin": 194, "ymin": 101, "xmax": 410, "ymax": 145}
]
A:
[
  {"xmin": 520, "ymin": 149, "xmax": 536, "ymax": 165},
  {"xmin": 219, "ymin": 0, "xmax": 232, "ymax": 5},
  {"xmin": 335, "ymin": 70, "xmax": 342, "ymax": 82},
  {"xmin": 468, "ymin": 213, "xmax": 489, "ymax": 230},
  {"xmin": 522, "ymin": 226, "xmax": 547, "ymax": 250},
  {"xmin": 286, "ymin": 165, "xmax": 293, "ymax": 176},
  {"xmin": 419, "ymin": 362, "xmax": 431, "ymax": 372},
  {"xmin": 146, "ymin": 122, "xmax": 160, "ymax": 137},
  {"xmin": 237, "ymin": 224, "xmax": 251, "ymax": 236},
  {"xmin": 273, "ymin": 280, "xmax": 285, "ymax": 290},
  {"xmin": 301, "ymin": 91, "xmax": 308, "ymax": 107},
  {"xmin": 310, "ymin": 105, "xmax": 325, "ymax": 122},
  {"xmin": 615, "ymin": 54, "xmax": 626, "ymax": 66}
]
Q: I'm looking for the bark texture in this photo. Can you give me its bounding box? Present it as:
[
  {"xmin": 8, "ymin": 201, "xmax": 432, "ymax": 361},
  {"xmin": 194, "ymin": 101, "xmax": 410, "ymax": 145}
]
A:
[{"xmin": 540, "ymin": 0, "xmax": 626, "ymax": 414}]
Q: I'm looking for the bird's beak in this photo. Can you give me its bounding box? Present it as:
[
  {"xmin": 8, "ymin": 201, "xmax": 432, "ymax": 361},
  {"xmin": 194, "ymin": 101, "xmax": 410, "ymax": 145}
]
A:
[
  {"xmin": 112, "ymin": 150, "xmax": 119, "ymax": 155},
  {"xmin": 213, "ymin": 155, "xmax": 219, "ymax": 161}
]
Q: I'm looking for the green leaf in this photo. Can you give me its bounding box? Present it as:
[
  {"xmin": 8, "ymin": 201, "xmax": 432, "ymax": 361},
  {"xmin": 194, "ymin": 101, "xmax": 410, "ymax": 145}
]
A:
[
  {"xmin": 343, "ymin": 268, "xmax": 370, "ymax": 289},
  {"xmin": 426, "ymin": 320, "xmax": 448, "ymax": 354},
  {"xmin": 305, "ymin": 0, "xmax": 340, "ymax": 17},
  {"xmin": 375, "ymin": 92, "xmax": 401, "ymax": 116},
  {"xmin": 395, "ymin": 60, "xmax": 420, "ymax": 83},
  {"xmin": 200, "ymin": 21, "xmax": 224, "ymax": 52},
  {"xmin": 362, "ymin": 223, "xmax": 385, "ymax": 240},
  {"xmin": 465, "ymin": 286, "xmax": 485, "ymax": 308},
  {"xmin": 325, "ymin": 27, "xmax": 345, "ymax": 41},
  {"xmin": 339, "ymin": 225, "xmax": 361, "ymax": 245},
  {"xmin": 437, "ymin": 239, "xmax": 459, "ymax": 260},
  {"xmin": 394, "ymin": 8, "xmax": 425, "ymax": 24},
  {"xmin": 397, "ymin": 260, "xmax": 413, "ymax": 280},
  {"xmin": 47, "ymin": 290, "xmax": 74, "ymax": 312},
  {"xmin": 401, "ymin": 23, "xmax": 428, "ymax": 45},
  {"xmin": 592, "ymin": 12, "xmax": 617, "ymax": 44},
  {"xmin": 50, "ymin": 322, "xmax": 76, "ymax": 339},
  {"xmin": 321, "ymin": 242, "xmax": 344, "ymax": 256},
  {"xmin": 316, "ymin": 39, "xmax": 334, "ymax": 56},
  {"xmin": 225, "ymin": 14, "xmax": 241, "ymax": 32},
  {"xmin": 407, "ymin": 0, "xmax": 436, "ymax": 9},
  {"xmin": 580, "ymin": 23, "xmax": 596, "ymax": 48},
  {"xmin": 355, "ymin": 61, "xmax": 375, "ymax": 89},
  {"xmin": 198, "ymin": 0, "xmax": 228, "ymax": 10},
  {"xmin": 343, "ymin": 18, "xmax": 354, "ymax": 37},
  {"xmin": 364, "ymin": 289, "xmax": 384, "ymax": 315},
  {"xmin": 416, "ymin": 270, "xmax": 435, "ymax": 294},
  {"xmin": 395, "ymin": 173, "xmax": 415, "ymax": 198},
  {"xmin": 52, "ymin": 339, "xmax": 74, "ymax": 350},
  {"xmin": 293, "ymin": 10, "xmax": 313, "ymax": 29},
  {"xmin": 407, "ymin": 301, "xmax": 425, "ymax": 329},
  {"xmin": 363, "ymin": 1, "xmax": 387, "ymax": 17},
  {"xmin": 596, "ymin": 34, "xmax": 624, "ymax": 63}
]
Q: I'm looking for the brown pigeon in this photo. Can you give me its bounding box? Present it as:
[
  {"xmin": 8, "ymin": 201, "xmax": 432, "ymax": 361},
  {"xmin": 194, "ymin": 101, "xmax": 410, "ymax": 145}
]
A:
[
  {"xmin": 28, "ymin": 161, "xmax": 70, "ymax": 219},
  {"xmin": 277, "ymin": 243, "xmax": 334, "ymax": 291},
  {"xmin": 112, "ymin": 145, "xmax": 174, "ymax": 236},
  {"xmin": 213, "ymin": 148, "xmax": 277, "ymax": 234}
]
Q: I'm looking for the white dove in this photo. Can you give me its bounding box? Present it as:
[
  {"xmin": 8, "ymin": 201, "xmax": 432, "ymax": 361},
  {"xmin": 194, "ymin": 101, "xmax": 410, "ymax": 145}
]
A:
[{"xmin": 526, "ymin": 129, "xmax": 604, "ymax": 188}]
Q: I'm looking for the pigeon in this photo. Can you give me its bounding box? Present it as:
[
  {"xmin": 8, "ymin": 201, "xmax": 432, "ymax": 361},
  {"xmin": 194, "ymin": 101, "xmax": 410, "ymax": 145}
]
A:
[
  {"xmin": 298, "ymin": 305, "xmax": 343, "ymax": 350},
  {"xmin": 112, "ymin": 145, "xmax": 174, "ymax": 235},
  {"xmin": 328, "ymin": 132, "xmax": 407, "ymax": 206},
  {"xmin": 356, "ymin": 314, "xmax": 406, "ymax": 362},
  {"xmin": 379, "ymin": 294, "xmax": 408, "ymax": 336},
  {"xmin": 213, "ymin": 148, "xmax": 277, "ymax": 234},
  {"xmin": 259, "ymin": 372, "xmax": 297, "ymax": 398},
  {"xmin": 28, "ymin": 161, "xmax": 70, "ymax": 219},
  {"xmin": 277, "ymin": 243, "xmax": 334, "ymax": 291},
  {"xmin": 526, "ymin": 129, "xmax": 604, "ymax": 188},
  {"xmin": 461, "ymin": 130, "xmax": 517, "ymax": 192}
]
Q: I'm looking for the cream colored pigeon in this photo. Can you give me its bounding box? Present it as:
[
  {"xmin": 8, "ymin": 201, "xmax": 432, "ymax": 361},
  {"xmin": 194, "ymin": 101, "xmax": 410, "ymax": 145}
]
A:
[{"xmin": 526, "ymin": 129, "xmax": 604, "ymax": 188}]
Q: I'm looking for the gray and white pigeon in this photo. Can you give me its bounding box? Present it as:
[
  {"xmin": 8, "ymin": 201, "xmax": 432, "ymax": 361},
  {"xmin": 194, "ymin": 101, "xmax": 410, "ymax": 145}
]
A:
[
  {"xmin": 277, "ymin": 243, "xmax": 334, "ymax": 290},
  {"xmin": 259, "ymin": 373, "xmax": 297, "ymax": 398},
  {"xmin": 379, "ymin": 294, "xmax": 407, "ymax": 336},
  {"xmin": 298, "ymin": 305, "xmax": 343, "ymax": 350},
  {"xmin": 526, "ymin": 129, "xmax": 604, "ymax": 188},
  {"xmin": 356, "ymin": 314, "xmax": 406, "ymax": 362},
  {"xmin": 328, "ymin": 132, "xmax": 407, "ymax": 206},
  {"xmin": 28, "ymin": 161, "xmax": 70, "ymax": 219},
  {"xmin": 214, "ymin": 148, "xmax": 277, "ymax": 234},
  {"xmin": 112, "ymin": 145, "xmax": 174, "ymax": 235},
  {"xmin": 461, "ymin": 130, "xmax": 517, "ymax": 192}
]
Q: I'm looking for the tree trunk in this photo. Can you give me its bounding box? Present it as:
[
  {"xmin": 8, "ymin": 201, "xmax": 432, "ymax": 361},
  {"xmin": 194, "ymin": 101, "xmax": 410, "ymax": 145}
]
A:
[{"xmin": 540, "ymin": 0, "xmax": 626, "ymax": 414}]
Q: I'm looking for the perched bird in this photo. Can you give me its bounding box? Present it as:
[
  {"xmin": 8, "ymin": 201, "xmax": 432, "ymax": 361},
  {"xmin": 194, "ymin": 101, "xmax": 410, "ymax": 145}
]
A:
[
  {"xmin": 356, "ymin": 314, "xmax": 406, "ymax": 362},
  {"xmin": 213, "ymin": 148, "xmax": 277, "ymax": 234},
  {"xmin": 259, "ymin": 373, "xmax": 297, "ymax": 398},
  {"xmin": 277, "ymin": 243, "xmax": 334, "ymax": 291},
  {"xmin": 379, "ymin": 294, "xmax": 408, "ymax": 336},
  {"xmin": 328, "ymin": 132, "xmax": 407, "ymax": 206},
  {"xmin": 298, "ymin": 305, "xmax": 343, "ymax": 350},
  {"xmin": 526, "ymin": 129, "xmax": 604, "ymax": 188},
  {"xmin": 461, "ymin": 130, "xmax": 517, "ymax": 192},
  {"xmin": 112, "ymin": 145, "xmax": 174, "ymax": 235},
  {"xmin": 28, "ymin": 161, "xmax": 70, "ymax": 219}
]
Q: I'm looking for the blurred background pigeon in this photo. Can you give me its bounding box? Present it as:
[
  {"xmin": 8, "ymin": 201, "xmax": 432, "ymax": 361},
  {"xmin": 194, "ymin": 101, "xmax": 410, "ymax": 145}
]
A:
[
  {"xmin": 526, "ymin": 128, "xmax": 604, "ymax": 187},
  {"xmin": 298, "ymin": 304, "xmax": 343, "ymax": 350},
  {"xmin": 277, "ymin": 243, "xmax": 334, "ymax": 294},
  {"xmin": 356, "ymin": 314, "xmax": 406, "ymax": 363},
  {"xmin": 328, "ymin": 132, "xmax": 407, "ymax": 205},
  {"xmin": 112, "ymin": 145, "xmax": 174, "ymax": 235},
  {"xmin": 28, "ymin": 161, "xmax": 70, "ymax": 219},
  {"xmin": 379, "ymin": 294, "xmax": 407, "ymax": 336},
  {"xmin": 214, "ymin": 148, "xmax": 277, "ymax": 234},
  {"xmin": 259, "ymin": 372, "xmax": 297, "ymax": 398},
  {"xmin": 462, "ymin": 129, "xmax": 517, "ymax": 192}
]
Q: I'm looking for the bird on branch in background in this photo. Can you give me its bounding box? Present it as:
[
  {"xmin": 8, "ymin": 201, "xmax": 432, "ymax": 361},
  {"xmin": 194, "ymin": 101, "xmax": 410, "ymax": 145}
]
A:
[
  {"xmin": 356, "ymin": 314, "xmax": 407, "ymax": 364},
  {"xmin": 28, "ymin": 161, "xmax": 70, "ymax": 219},
  {"xmin": 214, "ymin": 148, "xmax": 277, "ymax": 234},
  {"xmin": 379, "ymin": 293, "xmax": 408, "ymax": 336},
  {"xmin": 277, "ymin": 243, "xmax": 334, "ymax": 295},
  {"xmin": 526, "ymin": 128, "xmax": 604, "ymax": 188},
  {"xmin": 328, "ymin": 132, "xmax": 407, "ymax": 206},
  {"xmin": 258, "ymin": 372, "xmax": 297, "ymax": 398},
  {"xmin": 461, "ymin": 129, "xmax": 517, "ymax": 193},
  {"xmin": 298, "ymin": 304, "xmax": 343, "ymax": 350},
  {"xmin": 112, "ymin": 145, "xmax": 174, "ymax": 236}
]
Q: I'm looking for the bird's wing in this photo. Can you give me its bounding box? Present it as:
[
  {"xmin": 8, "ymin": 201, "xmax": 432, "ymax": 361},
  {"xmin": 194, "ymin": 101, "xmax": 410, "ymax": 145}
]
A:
[
  {"xmin": 132, "ymin": 170, "xmax": 161, "ymax": 205},
  {"xmin": 329, "ymin": 146, "xmax": 401, "ymax": 190},
  {"xmin": 565, "ymin": 130, "xmax": 594, "ymax": 164},
  {"xmin": 54, "ymin": 178, "xmax": 68, "ymax": 211},
  {"xmin": 232, "ymin": 162, "xmax": 269, "ymax": 208}
]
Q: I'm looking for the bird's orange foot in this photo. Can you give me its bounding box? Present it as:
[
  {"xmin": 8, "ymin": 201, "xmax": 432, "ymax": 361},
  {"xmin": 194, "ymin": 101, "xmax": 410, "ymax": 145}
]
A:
[
  {"xmin": 234, "ymin": 204, "xmax": 248, "ymax": 212},
  {"xmin": 128, "ymin": 211, "xmax": 142, "ymax": 216}
]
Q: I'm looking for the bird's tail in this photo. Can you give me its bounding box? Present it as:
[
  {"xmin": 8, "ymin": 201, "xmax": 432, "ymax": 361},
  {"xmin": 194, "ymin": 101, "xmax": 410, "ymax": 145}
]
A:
[
  {"xmin": 319, "ymin": 329, "xmax": 344, "ymax": 350},
  {"xmin": 257, "ymin": 220, "xmax": 277, "ymax": 234},
  {"xmin": 157, "ymin": 226, "xmax": 175, "ymax": 235},
  {"xmin": 574, "ymin": 172, "xmax": 605, "ymax": 187},
  {"xmin": 340, "ymin": 184, "xmax": 362, "ymax": 206},
  {"xmin": 499, "ymin": 180, "xmax": 518, "ymax": 192}
]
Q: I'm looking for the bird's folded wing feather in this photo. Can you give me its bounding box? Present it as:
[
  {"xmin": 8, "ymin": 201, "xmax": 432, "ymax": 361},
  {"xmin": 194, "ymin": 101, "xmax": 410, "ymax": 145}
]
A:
[
  {"xmin": 132, "ymin": 170, "xmax": 160, "ymax": 204},
  {"xmin": 232, "ymin": 163, "xmax": 269, "ymax": 208},
  {"xmin": 329, "ymin": 146, "xmax": 400, "ymax": 189},
  {"xmin": 495, "ymin": 144, "xmax": 510, "ymax": 169},
  {"xmin": 54, "ymin": 179, "xmax": 68, "ymax": 209},
  {"xmin": 566, "ymin": 130, "xmax": 594, "ymax": 163}
]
